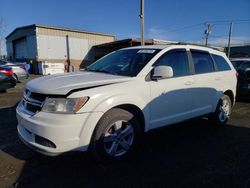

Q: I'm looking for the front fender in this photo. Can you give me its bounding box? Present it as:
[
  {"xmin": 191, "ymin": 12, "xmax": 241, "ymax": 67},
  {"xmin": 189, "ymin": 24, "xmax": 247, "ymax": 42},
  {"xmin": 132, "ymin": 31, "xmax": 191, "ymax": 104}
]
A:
[{"xmin": 92, "ymin": 94, "xmax": 150, "ymax": 131}]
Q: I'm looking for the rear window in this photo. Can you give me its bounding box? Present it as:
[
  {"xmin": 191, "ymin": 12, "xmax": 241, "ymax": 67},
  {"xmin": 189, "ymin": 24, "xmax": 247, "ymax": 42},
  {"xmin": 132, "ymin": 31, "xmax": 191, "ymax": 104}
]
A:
[
  {"xmin": 191, "ymin": 50, "xmax": 215, "ymax": 74},
  {"xmin": 212, "ymin": 54, "xmax": 231, "ymax": 71}
]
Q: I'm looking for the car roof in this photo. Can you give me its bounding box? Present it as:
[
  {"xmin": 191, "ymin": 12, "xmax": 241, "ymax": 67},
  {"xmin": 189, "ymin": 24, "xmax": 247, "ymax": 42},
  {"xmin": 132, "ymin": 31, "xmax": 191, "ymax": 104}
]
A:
[{"xmin": 122, "ymin": 44, "xmax": 224, "ymax": 55}]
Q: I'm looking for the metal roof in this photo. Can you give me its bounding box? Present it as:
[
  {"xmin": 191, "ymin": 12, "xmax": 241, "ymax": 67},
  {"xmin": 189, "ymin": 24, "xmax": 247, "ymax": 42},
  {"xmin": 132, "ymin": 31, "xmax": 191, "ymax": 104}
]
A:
[
  {"xmin": 6, "ymin": 24, "xmax": 116, "ymax": 39},
  {"xmin": 94, "ymin": 38, "xmax": 175, "ymax": 48}
]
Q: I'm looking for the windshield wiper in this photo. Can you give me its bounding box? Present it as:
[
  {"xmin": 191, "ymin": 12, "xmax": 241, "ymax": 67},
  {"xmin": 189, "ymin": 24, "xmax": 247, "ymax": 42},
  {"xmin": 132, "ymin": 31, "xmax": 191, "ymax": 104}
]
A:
[{"xmin": 86, "ymin": 69, "xmax": 112, "ymax": 74}]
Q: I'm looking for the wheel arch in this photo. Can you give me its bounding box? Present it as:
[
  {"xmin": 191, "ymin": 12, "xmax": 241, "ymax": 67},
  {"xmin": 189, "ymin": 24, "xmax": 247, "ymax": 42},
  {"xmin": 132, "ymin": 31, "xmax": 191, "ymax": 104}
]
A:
[
  {"xmin": 13, "ymin": 73, "xmax": 18, "ymax": 81},
  {"xmin": 81, "ymin": 102, "xmax": 147, "ymax": 151},
  {"xmin": 113, "ymin": 104, "xmax": 145, "ymax": 132},
  {"xmin": 224, "ymin": 90, "xmax": 235, "ymax": 106}
]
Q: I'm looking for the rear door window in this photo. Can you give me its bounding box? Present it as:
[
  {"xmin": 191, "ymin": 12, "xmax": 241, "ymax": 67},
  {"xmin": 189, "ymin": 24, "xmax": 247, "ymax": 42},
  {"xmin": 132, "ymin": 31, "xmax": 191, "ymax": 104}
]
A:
[{"xmin": 191, "ymin": 50, "xmax": 215, "ymax": 74}]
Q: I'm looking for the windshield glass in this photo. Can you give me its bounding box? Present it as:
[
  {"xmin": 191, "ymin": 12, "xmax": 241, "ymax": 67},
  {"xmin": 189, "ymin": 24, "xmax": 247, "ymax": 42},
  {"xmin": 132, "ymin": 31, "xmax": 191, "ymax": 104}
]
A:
[{"xmin": 86, "ymin": 49, "xmax": 160, "ymax": 76}]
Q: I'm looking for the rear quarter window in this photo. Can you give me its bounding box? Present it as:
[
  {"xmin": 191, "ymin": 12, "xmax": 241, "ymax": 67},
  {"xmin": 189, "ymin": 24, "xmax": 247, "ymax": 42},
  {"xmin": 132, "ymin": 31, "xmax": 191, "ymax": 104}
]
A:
[{"xmin": 212, "ymin": 54, "xmax": 231, "ymax": 71}]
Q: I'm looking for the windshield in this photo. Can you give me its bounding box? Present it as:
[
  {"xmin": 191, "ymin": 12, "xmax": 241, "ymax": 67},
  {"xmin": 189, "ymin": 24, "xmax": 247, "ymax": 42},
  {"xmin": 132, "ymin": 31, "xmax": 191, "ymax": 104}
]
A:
[{"xmin": 86, "ymin": 49, "xmax": 160, "ymax": 76}]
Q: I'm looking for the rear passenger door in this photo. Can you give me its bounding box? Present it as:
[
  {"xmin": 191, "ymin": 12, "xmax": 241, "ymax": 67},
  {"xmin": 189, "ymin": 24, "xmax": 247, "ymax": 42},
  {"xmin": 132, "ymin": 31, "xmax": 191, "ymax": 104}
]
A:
[
  {"xmin": 190, "ymin": 49, "xmax": 219, "ymax": 116},
  {"xmin": 211, "ymin": 53, "xmax": 234, "ymax": 99}
]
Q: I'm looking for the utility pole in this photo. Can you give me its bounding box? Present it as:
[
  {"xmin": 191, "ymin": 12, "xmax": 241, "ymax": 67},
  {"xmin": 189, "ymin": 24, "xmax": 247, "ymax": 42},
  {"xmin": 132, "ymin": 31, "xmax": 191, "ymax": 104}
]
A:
[
  {"xmin": 204, "ymin": 23, "xmax": 211, "ymax": 46},
  {"xmin": 140, "ymin": 0, "xmax": 145, "ymax": 46},
  {"xmin": 66, "ymin": 35, "xmax": 71, "ymax": 72},
  {"xmin": 227, "ymin": 22, "xmax": 233, "ymax": 58}
]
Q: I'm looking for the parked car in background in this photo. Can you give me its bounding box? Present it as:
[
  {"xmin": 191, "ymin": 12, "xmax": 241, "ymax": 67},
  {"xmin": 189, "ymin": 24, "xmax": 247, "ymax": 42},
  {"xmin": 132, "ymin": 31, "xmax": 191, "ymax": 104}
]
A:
[
  {"xmin": 16, "ymin": 44, "xmax": 237, "ymax": 162},
  {"xmin": 0, "ymin": 66, "xmax": 16, "ymax": 91},
  {"xmin": 233, "ymin": 59, "xmax": 250, "ymax": 99},
  {"xmin": 230, "ymin": 58, "xmax": 250, "ymax": 70},
  {"xmin": 0, "ymin": 60, "xmax": 28, "ymax": 81}
]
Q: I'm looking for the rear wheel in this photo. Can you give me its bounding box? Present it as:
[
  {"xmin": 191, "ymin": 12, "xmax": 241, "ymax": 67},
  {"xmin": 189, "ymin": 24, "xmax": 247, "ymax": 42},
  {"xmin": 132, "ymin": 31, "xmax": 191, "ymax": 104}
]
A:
[
  {"xmin": 90, "ymin": 108, "xmax": 141, "ymax": 163},
  {"xmin": 210, "ymin": 94, "xmax": 232, "ymax": 125}
]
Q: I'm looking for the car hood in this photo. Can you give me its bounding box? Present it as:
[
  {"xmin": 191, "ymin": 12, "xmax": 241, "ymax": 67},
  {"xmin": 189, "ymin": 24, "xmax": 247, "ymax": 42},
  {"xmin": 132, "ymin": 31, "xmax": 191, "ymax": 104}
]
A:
[{"xmin": 26, "ymin": 72, "xmax": 133, "ymax": 95}]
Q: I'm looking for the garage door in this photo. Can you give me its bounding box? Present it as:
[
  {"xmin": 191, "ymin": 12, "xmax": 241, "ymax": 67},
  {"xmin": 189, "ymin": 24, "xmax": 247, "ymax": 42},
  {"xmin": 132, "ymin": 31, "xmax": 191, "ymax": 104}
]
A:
[{"xmin": 14, "ymin": 38, "xmax": 27, "ymax": 59}]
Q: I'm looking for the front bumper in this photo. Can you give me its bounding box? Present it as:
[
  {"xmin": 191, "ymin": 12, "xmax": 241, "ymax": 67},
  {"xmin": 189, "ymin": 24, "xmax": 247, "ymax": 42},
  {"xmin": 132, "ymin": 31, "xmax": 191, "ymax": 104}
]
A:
[{"xmin": 16, "ymin": 103, "xmax": 103, "ymax": 156}]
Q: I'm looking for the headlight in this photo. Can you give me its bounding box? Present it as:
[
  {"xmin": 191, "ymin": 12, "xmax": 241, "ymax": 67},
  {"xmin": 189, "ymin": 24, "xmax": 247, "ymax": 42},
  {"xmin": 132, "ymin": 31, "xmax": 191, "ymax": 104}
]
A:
[{"xmin": 42, "ymin": 97, "xmax": 89, "ymax": 113}]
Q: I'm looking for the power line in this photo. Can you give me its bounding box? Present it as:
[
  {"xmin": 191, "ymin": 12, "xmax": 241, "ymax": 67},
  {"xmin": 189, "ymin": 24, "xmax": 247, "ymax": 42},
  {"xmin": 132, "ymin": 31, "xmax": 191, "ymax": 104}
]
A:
[
  {"xmin": 209, "ymin": 35, "xmax": 250, "ymax": 42},
  {"xmin": 165, "ymin": 19, "xmax": 250, "ymax": 34},
  {"xmin": 207, "ymin": 19, "xmax": 250, "ymax": 23},
  {"xmin": 166, "ymin": 23, "xmax": 204, "ymax": 33}
]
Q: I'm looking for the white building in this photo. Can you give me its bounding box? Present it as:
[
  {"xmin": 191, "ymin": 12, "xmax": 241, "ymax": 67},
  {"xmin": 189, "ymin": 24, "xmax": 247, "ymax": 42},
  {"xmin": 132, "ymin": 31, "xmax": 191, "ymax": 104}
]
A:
[{"xmin": 5, "ymin": 24, "xmax": 115, "ymax": 69}]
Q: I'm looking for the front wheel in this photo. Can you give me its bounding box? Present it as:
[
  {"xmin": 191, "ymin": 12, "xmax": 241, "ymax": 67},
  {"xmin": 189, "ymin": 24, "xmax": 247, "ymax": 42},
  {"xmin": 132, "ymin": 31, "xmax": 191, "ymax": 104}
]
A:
[
  {"xmin": 210, "ymin": 95, "xmax": 232, "ymax": 125},
  {"xmin": 90, "ymin": 108, "xmax": 141, "ymax": 163}
]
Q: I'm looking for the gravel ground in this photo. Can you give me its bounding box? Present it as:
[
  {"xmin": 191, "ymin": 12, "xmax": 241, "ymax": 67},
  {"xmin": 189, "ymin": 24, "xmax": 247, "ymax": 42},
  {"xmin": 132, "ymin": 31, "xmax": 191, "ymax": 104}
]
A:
[{"xmin": 0, "ymin": 75, "xmax": 250, "ymax": 188}]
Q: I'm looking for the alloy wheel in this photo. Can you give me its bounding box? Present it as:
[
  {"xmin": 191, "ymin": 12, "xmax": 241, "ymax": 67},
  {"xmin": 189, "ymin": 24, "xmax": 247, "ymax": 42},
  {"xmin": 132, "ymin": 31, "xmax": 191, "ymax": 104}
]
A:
[
  {"xmin": 219, "ymin": 98, "xmax": 230, "ymax": 122},
  {"xmin": 103, "ymin": 120, "xmax": 134, "ymax": 157}
]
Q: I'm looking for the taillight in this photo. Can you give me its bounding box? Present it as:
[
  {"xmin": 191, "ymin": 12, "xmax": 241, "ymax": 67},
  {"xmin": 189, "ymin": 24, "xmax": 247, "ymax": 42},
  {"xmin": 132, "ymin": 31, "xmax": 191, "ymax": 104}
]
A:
[
  {"xmin": 235, "ymin": 72, "xmax": 239, "ymax": 79},
  {"xmin": 0, "ymin": 69, "xmax": 13, "ymax": 76}
]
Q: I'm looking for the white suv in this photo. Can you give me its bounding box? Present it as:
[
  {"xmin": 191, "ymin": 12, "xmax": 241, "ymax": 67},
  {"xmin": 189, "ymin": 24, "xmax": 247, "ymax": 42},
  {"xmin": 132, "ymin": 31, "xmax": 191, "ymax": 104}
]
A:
[{"xmin": 16, "ymin": 44, "xmax": 237, "ymax": 162}]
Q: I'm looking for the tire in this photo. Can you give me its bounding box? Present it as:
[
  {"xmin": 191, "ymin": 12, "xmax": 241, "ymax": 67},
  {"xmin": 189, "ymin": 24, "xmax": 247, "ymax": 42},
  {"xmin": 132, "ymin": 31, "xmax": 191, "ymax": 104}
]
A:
[
  {"xmin": 90, "ymin": 108, "xmax": 141, "ymax": 163},
  {"xmin": 210, "ymin": 94, "xmax": 232, "ymax": 126}
]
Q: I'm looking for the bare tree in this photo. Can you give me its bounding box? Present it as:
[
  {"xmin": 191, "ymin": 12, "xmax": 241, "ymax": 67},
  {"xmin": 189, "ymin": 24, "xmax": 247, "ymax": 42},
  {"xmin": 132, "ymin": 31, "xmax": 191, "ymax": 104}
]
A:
[{"xmin": 0, "ymin": 18, "xmax": 7, "ymax": 58}]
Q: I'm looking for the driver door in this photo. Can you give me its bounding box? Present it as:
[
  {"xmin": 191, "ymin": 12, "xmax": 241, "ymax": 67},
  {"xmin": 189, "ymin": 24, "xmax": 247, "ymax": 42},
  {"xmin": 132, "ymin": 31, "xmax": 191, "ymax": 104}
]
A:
[{"xmin": 149, "ymin": 49, "xmax": 195, "ymax": 129}]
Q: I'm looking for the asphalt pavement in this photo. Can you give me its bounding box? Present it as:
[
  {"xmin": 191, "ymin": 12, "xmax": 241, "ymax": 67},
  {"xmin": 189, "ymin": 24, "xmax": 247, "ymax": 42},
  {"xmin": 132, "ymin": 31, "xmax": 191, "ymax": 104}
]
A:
[{"xmin": 0, "ymin": 75, "xmax": 250, "ymax": 188}]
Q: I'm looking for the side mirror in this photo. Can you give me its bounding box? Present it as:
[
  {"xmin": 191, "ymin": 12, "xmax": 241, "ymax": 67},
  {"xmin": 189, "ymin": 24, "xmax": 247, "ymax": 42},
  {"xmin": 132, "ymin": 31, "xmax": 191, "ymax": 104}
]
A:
[{"xmin": 151, "ymin": 65, "xmax": 173, "ymax": 80}]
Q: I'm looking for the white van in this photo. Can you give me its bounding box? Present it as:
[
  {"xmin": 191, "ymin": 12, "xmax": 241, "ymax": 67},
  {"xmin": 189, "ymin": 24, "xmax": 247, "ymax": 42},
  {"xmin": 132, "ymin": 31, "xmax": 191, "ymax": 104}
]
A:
[{"xmin": 16, "ymin": 44, "xmax": 237, "ymax": 162}]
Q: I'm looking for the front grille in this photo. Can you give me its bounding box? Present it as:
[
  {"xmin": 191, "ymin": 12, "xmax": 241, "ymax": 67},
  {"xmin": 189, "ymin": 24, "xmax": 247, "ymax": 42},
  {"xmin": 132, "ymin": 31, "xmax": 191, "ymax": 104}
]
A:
[
  {"xmin": 22, "ymin": 89, "xmax": 47, "ymax": 115},
  {"xmin": 22, "ymin": 100, "xmax": 42, "ymax": 113},
  {"xmin": 24, "ymin": 89, "xmax": 47, "ymax": 102}
]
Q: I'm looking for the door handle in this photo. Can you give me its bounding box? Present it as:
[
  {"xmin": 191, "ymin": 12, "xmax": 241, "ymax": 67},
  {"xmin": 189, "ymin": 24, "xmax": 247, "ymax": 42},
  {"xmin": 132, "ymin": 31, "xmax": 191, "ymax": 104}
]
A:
[{"xmin": 184, "ymin": 81, "xmax": 194, "ymax": 86}]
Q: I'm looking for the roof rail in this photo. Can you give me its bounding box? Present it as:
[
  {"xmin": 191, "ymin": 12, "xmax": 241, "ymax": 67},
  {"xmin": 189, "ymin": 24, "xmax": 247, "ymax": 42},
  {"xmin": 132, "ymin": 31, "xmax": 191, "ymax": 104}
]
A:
[{"xmin": 176, "ymin": 42, "xmax": 224, "ymax": 51}]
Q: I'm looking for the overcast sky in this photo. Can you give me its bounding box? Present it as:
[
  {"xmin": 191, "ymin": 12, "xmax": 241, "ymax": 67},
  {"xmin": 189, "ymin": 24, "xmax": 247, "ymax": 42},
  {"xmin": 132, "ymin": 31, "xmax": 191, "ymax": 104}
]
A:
[{"xmin": 1, "ymin": 0, "xmax": 250, "ymax": 53}]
